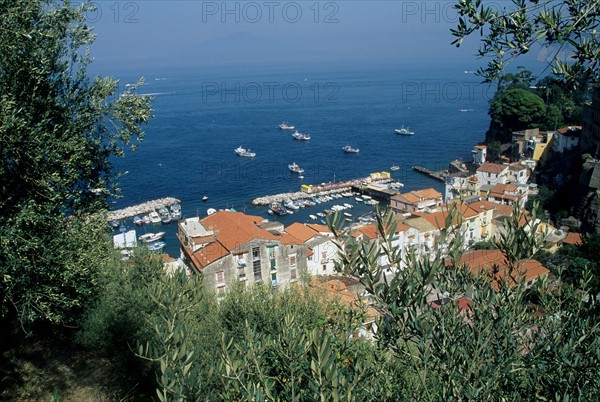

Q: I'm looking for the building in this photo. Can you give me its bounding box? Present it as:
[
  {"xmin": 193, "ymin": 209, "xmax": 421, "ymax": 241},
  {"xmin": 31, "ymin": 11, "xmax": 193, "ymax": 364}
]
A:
[
  {"xmin": 472, "ymin": 145, "xmax": 487, "ymax": 165},
  {"xmin": 476, "ymin": 163, "xmax": 509, "ymax": 186},
  {"xmin": 553, "ymin": 126, "xmax": 582, "ymax": 153},
  {"xmin": 445, "ymin": 174, "xmax": 481, "ymax": 201},
  {"xmin": 284, "ymin": 222, "xmax": 339, "ymax": 276},
  {"xmin": 458, "ymin": 249, "xmax": 549, "ymax": 289},
  {"xmin": 506, "ymin": 162, "xmax": 530, "ymax": 184},
  {"xmin": 488, "ymin": 183, "xmax": 528, "ymax": 207},
  {"xmin": 177, "ymin": 211, "xmax": 308, "ymax": 294},
  {"xmin": 390, "ymin": 188, "xmax": 443, "ymax": 213}
]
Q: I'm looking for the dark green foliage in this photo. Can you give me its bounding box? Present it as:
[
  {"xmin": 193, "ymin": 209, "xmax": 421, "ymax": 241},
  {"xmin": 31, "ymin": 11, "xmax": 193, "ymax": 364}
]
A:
[
  {"xmin": 0, "ymin": 0, "xmax": 152, "ymax": 329},
  {"xmin": 487, "ymin": 139, "xmax": 502, "ymax": 161},
  {"xmin": 548, "ymin": 234, "xmax": 600, "ymax": 294},
  {"xmin": 490, "ymin": 88, "xmax": 546, "ymax": 131}
]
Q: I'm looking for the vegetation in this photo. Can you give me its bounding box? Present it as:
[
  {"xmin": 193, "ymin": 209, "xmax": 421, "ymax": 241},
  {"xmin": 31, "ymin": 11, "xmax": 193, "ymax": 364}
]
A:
[{"xmin": 1, "ymin": 0, "xmax": 599, "ymax": 400}]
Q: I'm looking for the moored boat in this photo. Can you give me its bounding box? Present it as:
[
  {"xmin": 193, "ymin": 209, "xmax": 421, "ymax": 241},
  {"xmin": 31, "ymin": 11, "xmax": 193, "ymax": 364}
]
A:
[
  {"xmin": 149, "ymin": 211, "xmax": 161, "ymax": 224},
  {"xmin": 148, "ymin": 241, "xmax": 166, "ymax": 252},
  {"xmin": 139, "ymin": 232, "xmax": 166, "ymax": 243},
  {"xmin": 390, "ymin": 165, "xmax": 400, "ymax": 171},
  {"xmin": 133, "ymin": 216, "xmax": 143, "ymax": 226},
  {"xmin": 342, "ymin": 145, "xmax": 360, "ymax": 153}
]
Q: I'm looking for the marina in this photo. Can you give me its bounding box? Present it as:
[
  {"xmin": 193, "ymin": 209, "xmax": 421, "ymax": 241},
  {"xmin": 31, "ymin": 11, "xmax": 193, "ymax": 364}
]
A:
[{"xmin": 107, "ymin": 197, "xmax": 181, "ymax": 221}]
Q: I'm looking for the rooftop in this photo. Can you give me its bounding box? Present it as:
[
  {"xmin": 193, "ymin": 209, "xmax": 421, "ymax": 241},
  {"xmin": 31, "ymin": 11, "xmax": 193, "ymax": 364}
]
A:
[{"xmin": 477, "ymin": 163, "xmax": 509, "ymax": 175}]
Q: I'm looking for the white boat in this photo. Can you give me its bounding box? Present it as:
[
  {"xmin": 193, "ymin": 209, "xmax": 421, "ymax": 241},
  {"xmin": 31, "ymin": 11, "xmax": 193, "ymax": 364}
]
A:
[
  {"xmin": 139, "ymin": 232, "xmax": 166, "ymax": 243},
  {"xmin": 235, "ymin": 146, "xmax": 256, "ymax": 157},
  {"xmin": 170, "ymin": 204, "xmax": 182, "ymax": 220},
  {"xmin": 288, "ymin": 162, "xmax": 305, "ymax": 174},
  {"xmin": 342, "ymin": 145, "xmax": 360, "ymax": 153},
  {"xmin": 291, "ymin": 131, "xmax": 311, "ymax": 141},
  {"xmin": 355, "ymin": 197, "xmax": 363, "ymax": 202},
  {"xmin": 395, "ymin": 126, "xmax": 415, "ymax": 135},
  {"xmin": 390, "ymin": 165, "xmax": 400, "ymax": 171},
  {"xmin": 148, "ymin": 241, "xmax": 166, "ymax": 251},
  {"xmin": 344, "ymin": 203, "xmax": 353, "ymax": 209},
  {"xmin": 344, "ymin": 212, "xmax": 352, "ymax": 218},
  {"xmin": 143, "ymin": 215, "xmax": 151, "ymax": 225},
  {"xmin": 149, "ymin": 211, "xmax": 161, "ymax": 224},
  {"xmin": 309, "ymin": 214, "xmax": 318, "ymax": 220},
  {"xmin": 207, "ymin": 208, "xmax": 217, "ymax": 216},
  {"xmin": 316, "ymin": 212, "xmax": 326, "ymax": 218},
  {"xmin": 278, "ymin": 122, "xmax": 295, "ymax": 130},
  {"xmin": 159, "ymin": 207, "xmax": 172, "ymax": 224},
  {"xmin": 362, "ymin": 195, "xmax": 372, "ymax": 200},
  {"xmin": 202, "ymin": 196, "xmax": 208, "ymax": 201}
]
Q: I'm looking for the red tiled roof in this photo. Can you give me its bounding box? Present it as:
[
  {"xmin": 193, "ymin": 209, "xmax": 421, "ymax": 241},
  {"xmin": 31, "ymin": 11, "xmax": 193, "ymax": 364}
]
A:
[
  {"xmin": 192, "ymin": 240, "xmax": 230, "ymax": 267},
  {"xmin": 279, "ymin": 232, "xmax": 305, "ymax": 245},
  {"xmin": 458, "ymin": 250, "xmax": 549, "ymax": 289},
  {"xmin": 563, "ymin": 232, "xmax": 583, "ymax": 245},
  {"xmin": 285, "ymin": 222, "xmax": 321, "ymax": 243},
  {"xmin": 202, "ymin": 211, "xmax": 278, "ymax": 250},
  {"xmin": 477, "ymin": 163, "xmax": 508, "ymax": 174}
]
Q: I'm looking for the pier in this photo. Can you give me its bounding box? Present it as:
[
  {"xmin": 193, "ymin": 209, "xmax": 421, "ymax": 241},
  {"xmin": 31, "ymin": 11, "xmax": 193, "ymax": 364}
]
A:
[
  {"xmin": 107, "ymin": 197, "xmax": 181, "ymax": 221},
  {"xmin": 412, "ymin": 166, "xmax": 447, "ymax": 182},
  {"xmin": 252, "ymin": 172, "xmax": 393, "ymax": 206}
]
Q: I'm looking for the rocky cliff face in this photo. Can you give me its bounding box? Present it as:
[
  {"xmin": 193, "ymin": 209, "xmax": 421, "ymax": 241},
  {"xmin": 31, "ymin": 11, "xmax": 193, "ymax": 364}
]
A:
[{"xmin": 576, "ymin": 161, "xmax": 600, "ymax": 234}]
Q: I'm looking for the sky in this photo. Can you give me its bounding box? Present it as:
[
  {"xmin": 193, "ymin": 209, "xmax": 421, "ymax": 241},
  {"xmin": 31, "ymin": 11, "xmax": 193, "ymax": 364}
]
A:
[
  {"xmin": 84, "ymin": 0, "xmax": 548, "ymax": 75},
  {"xmin": 86, "ymin": 1, "xmax": 483, "ymax": 70}
]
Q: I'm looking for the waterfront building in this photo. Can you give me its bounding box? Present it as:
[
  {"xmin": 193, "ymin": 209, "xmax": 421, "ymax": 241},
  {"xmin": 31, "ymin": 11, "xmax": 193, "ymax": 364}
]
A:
[
  {"xmin": 177, "ymin": 211, "xmax": 308, "ymax": 294},
  {"xmin": 390, "ymin": 188, "xmax": 443, "ymax": 213},
  {"xmin": 284, "ymin": 222, "xmax": 339, "ymax": 276},
  {"xmin": 488, "ymin": 183, "xmax": 528, "ymax": 207}
]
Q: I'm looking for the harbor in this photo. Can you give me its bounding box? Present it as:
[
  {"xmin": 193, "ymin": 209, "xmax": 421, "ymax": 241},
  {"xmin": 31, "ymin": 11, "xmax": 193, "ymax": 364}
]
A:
[
  {"xmin": 252, "ymin": 172, "xmax": 394, "ymax": 206},
  {"xmin": 107, "ymin": 197, "xmax": 181, "ymax": 221}
]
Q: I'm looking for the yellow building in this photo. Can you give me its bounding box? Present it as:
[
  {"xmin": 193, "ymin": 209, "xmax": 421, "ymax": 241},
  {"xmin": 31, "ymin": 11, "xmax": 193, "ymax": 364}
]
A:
[{"xmin": 532, "ymin": 132, "xmax": 554, "ymax": 164}]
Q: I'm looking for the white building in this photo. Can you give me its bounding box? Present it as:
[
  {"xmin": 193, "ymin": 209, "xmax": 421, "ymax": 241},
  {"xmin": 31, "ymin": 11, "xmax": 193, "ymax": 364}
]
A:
[
  {"xmin": 554, "ymin": 126, "xmax": 582, "ymax": 153},
  {"xmin": 476, "ymin": 163, "xmax": 509, "ymax": 186}
]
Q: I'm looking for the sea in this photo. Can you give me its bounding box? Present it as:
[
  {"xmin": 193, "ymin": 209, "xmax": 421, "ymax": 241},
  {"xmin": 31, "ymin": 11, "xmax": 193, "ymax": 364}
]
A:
[{"xmin": 109, "ymin": 61, "xmax": 495, "ymax": 257}]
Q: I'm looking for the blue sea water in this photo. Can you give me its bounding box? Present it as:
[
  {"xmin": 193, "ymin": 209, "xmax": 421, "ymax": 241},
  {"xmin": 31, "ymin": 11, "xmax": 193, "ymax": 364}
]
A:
[{"xmin": 110, "ymin": 62, "xmax": 494, "ymax": 257}]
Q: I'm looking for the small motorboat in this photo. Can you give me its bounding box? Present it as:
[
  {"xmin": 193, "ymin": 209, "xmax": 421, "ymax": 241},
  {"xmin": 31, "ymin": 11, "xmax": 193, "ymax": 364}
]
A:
[
  {"xmin": 344, "ymin": 212, "xmax": 352, "ymax": 218},
  {"xmin": 148, "ymin": 241, "xmax": 166, "ymax": 252},
  {"xmin": 235, "ymin": 146, "xmax": 256, "ymax": 157},
  {"xmin": 139, "ymin": 232, "xmax": 166, "ymax": 243},
  {"xmin": 355, "ymin": 197, "xmax": 363, "ymax": 202},
  {"xmin": 143, "ymin": 215, "xmax": 151, "ymax": 225},
  {"xmin": 278, "ymin": 122, "xmax": 295, "ymax": 130},
  {"xmin": 111, "ymin": 219, "xmax": 120, "ymax": 229},
  {"xmin": 207, "ymin": 208, "xmax": 217, "ymax": 216},
  {"xmin": 390, "ymin": 165, "xmax": 400, "ymax": 171},
  {"xmin": 288, "ymin": 162, "xmax": 305, "ymax": 174},
  {"xmin": 170, "ymin": 204, "xmax": 182, "ymax": 220},
  {"xmin": 291, "ymin": 131, "xmax": 311, "ymax": 141},
  {"xmin": 395, "ymin": 126, "xmax": 415, "ymax": 135},
  {"xmin": 133, "ymin": 216, "xmax": 143, "ymax": 226},
  {"xmin": 149, "ymin": 211, "xmax": 161, "ymax": 224},
  {"xmin": 342, "ymin": 145, "xmax": 360, "ymax": 153},
  {"xmin": 202, "ymin": 195, "xmax": 208, "ymax": 201},
  {"xmin": 309, "ymin": 214, "xmax": 318, "ymax": 220}
]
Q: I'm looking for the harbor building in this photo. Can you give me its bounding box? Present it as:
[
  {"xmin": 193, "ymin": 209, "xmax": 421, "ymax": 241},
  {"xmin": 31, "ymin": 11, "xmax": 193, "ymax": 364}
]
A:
[{"xmin": 390, "ymin": 188, "xmax": 443, "ymax": 213}]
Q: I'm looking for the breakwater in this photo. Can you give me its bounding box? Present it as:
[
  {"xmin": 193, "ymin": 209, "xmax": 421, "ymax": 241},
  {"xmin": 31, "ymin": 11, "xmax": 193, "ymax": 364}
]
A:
[
  {"xmin": 412, "ymin": 166, "xmax": 447, "ymax": 182},
  {"xmin": 107, "ymin": 197, "xmax": 180, "ymax": 221}
]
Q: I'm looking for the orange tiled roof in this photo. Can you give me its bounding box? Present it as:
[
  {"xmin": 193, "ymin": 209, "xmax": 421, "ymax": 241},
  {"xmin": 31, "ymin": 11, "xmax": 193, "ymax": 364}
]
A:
[
  {"xmin": 474, "ymin": 145, "xmax": 487, "ymax": 150},
  {"xmin": 458, "ymin": 250, "xmax": 549, "ymax": 288},
  {"xmin": 306, "ymin": 223, "xmax": 332, "ymax": 234},
  {"xmin": 285, "ymin": 222, "xmax": 321, "ymax": 242},
  {"xmin": 492, "ymin": 183, "xmax": 518, "ymax": 193},
  {"xmin": 557, "ymin": 126, "xmax": 582, "ymax": 135},
  {"xmin": 201, "ymin": 211, "xmax": 278, "ymax": 251},
  {"xmin": 392, "ymin": 188, "xmax": 442, "ymax": 205},
  {"xmin": 563, "ymin": 232, "xmax": 583, "ymax": 245},
  {"xmin": 477, "ymin": 163, "xmax": 508, "ymax": 174},
  {"xmin": 279, "ymin": 232, "xmax": 305, "ymax": 245},
  {"xmin": 413, "ymin": 188, "xmax": 443, "ymax": 200},
  {"xmin": 192, "ymin": 240, "xmax": 230, "ymax": 267}
]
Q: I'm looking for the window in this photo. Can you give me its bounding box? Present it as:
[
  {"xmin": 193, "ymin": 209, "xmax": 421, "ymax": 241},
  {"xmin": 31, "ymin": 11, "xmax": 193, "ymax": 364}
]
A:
[
  {"xmin": 271, "ymin": 272, "xmax": 277, "ymax": 282},
  {"xmin": 252, "ymin": 247, "xmax": 260, "ymax": 260},
  {"xmin": 268, "ymin": 246, "xmax": 276, "ymax": 260},
  {"xmin": 270, "ymin": 258, "xmax": 277, "ymax": 269},
  {"xmin": 322, "ymin": 264, "xmax": 327, "ymax": 272},
  {"xmin": 289, "ymin": 254, "xmax": 297, "ymax": 267},
  {"xmin": 216, "ymin": 271, "xmax": 225, "ymax": 285},
  {"xmin": 253, "ymin": 259, "xmax": 262, "ymax": 282},
  {"xmin": 238, "ymin": 267, "xmax": 246, "ymax": 280},
  {"xmin": 216, "ymin": 286, "xmax": 226, "ymax": 296},
  {"xmin": 290, "ymin": 268, "xmax": 297, "ymax": 280}
]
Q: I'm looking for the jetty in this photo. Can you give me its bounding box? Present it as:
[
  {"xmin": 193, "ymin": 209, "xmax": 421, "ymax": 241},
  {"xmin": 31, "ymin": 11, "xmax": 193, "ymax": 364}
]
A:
[
  {"xmin": 252, "ymin": 172, "xmax": 393, "ymax": 206},
  {"xmin": 412, "ymin": 166, "xmax": 447, "ymax": 182},
  {"xmin": 107, "ymin": 197, "xmax": 180, "ymax": 221}
]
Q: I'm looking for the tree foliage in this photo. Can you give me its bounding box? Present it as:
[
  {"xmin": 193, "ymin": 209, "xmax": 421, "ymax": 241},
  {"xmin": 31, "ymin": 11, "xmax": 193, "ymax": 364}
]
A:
[
  {"xmin": 490, "ymin": 87, "xmax": 547, "ymax": 130},
  {"xmin": 451, "ymin": 0, "xmax": 600, "ymax": 87},
  {"xmin": 0, "ymin": 0, "xmax": 152, "ymax": 328}
]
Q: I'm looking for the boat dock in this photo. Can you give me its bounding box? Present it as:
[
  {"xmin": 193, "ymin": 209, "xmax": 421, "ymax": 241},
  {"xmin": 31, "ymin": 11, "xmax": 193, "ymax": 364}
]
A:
[
  {"xmin": 107, "ymin": 197, "xmax": 181, "ymax": 221},
  {"xmin": 412, "ymin": 166, "xmax": 447, "ymax": 182},
  {"xmin": 252, "ymin": 172, "xmax": 393, "ymax": 206}
]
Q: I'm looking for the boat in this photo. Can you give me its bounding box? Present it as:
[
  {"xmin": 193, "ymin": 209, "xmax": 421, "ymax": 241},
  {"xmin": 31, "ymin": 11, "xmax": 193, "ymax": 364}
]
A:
[
  {"xmin": 111, "ymin": 219, "xmax": 120, "ymax": 229},
  {"xmin": 344, "ymin": 212, "xmax": 352, "ymax": 218},
  {"xmin": 390, "ymin": 165, "xmax": 400, "ymax": 171},
  {"xmin": 362, "ymin": 195, "xmax": 372, "ymax": 201},
  {"xmin": 288, "ymin": 162, "xmax": 305, "ymax": 174},
  {"xmin": 158, "ymin": 207, "xmax": 172, "ymax": 224},
  {"xmin": 278, "ymin": 122, "xmax": 295, "ymax": 130},
  {"xmin": 343, "ymin": 203, "xmax": 353, "ymax": 209},
  {"xmin": 143, "ymin": 215, "xmax": 151, "ymax": 225},
  {"xmin": 291, "ymin": 131, "xmax": 311, "ymax": 141},
  {"xmin": 139, "ymin": 232, "xmax": 166, "ymax": 243},
  {"xmin": 207, "ymin": 208, "xmax": 217, "ymax": 216},
  {"xmin": 170, "ymin": 204, "xmax": 182, "ymax": 220},
  {"xmin": 355, "ymin": 197, "xmax": 363, "ymax": 202},
  {"xmin": 202, "ymin": 195, "xmax": 208, "ymax": 201},
  {"xmin": 284, "ymin": 200, "xmax": 299, "ymax": 210},
  {"xmin": 270, "ymin": 203, "xmax": 288, "ymax": 216},
  {"xmin": 316, "ymin": 212, "xmax": 326, "ymax": 218},
  {"xmin": 395, "ymin": 126, "xmax": 415, "ymax": 135},
  {"xmin": 133, "ymin": 216, "xmax": 143, "ymax": 226},
  {"xmin": 320, "ymin": 219, "xmax": 327, "ymax": 225},
  {"xmin": 234, "ymin": 146, "xmax": 256, "ymax": 157},
  {"xmin": 149, "ymin": 211, "xmax": 161, "ymax": 224},
  {"xmin": 148, "ymin": 241, "xmax": 166, "ymax": 252},
  {"xmin": 342, "ymin": 145, "xmax": 360, "ymax": 153},
  {"xmin": 309, "ymin": 214, "xmax": 318, "ymax": 220}
]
